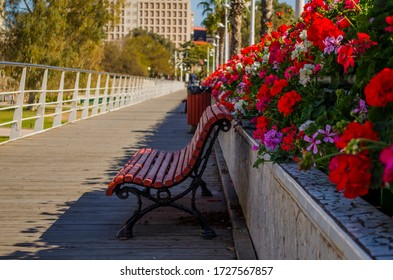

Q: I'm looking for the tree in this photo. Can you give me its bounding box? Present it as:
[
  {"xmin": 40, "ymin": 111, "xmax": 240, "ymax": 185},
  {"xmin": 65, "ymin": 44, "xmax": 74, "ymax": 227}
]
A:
[
  {"xmin": 1, "ymin": 0, "xmax": 120, "ymax": 69},
  {"xmin": 230, "ymin": 0, "xmax": 246, "ymax": 57},
  {"xmin": 260, "ymin": 0, "xmax": 273, "ymax": 36},
  {"xmin": 103, "ymin": 29, "xmax": 174, "ymax": 78},
  {"xmin": 199, "ymin": 0, "xmax": 226, "ymax": 65}
]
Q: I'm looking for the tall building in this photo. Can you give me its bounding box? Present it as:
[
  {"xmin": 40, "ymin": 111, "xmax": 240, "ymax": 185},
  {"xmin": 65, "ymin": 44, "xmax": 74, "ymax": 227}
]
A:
[{"xmin": 106, "ymin": 0, "xmax": 193, "ymax": 48}]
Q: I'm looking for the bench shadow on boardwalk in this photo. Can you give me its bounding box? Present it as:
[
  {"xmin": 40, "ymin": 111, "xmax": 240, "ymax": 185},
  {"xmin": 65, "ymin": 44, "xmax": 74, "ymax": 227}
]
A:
[{"xmin": 1, "ymin": 100, "xmax": 236, "ymax": 260}]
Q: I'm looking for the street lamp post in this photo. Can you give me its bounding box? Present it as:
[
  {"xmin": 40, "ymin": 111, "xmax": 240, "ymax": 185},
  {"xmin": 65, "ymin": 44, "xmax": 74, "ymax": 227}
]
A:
[
  {"xmin": 250, "ymin": 0, "xmax": 255, "ymax": 45},
  {"xmin": 214, "ymin": 34, "xmax": 220, "ymax": 70},
  {"xmin": 206, "ymin": 47, "xmax": 210, "ymax": 75}
]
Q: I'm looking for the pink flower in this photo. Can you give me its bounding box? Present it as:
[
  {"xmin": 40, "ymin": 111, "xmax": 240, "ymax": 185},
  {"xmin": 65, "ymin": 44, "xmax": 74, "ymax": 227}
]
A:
[
  {"xmin": 304, "ymin": 132, "xmax": 321, "ymax": 154},
  {"xmin": 380, "ymin": 145, "xmax": 393, "ymax": 183},
  {"xmin": 385, "ymin": 16, "xmax": 393, "ymax": 33}
]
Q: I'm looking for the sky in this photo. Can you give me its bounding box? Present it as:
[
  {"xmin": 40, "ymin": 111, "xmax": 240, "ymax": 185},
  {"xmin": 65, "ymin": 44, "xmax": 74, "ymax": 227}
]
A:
[{"xmin": 191, "ymin": 0, "xmax": 297, "ymax": 27}]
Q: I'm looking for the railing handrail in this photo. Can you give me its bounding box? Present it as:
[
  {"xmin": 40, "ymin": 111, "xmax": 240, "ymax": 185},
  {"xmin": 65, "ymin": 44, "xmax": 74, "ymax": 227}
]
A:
[
  {"xmin": 0, "ymin": 61, "xmax": 147, "ymax": 79},
  {"xmin": 0, "ymin": 61, "xmax": 185, "ymax": 144}
]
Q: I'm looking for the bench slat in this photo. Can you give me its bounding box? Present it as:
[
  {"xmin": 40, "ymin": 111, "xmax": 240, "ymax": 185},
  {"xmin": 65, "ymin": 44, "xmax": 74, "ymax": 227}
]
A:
[
  {"xmin": 143, "ymin": 151, "xmax": 166, "ymax": 187},
  {"xmin": 217, "ymin": 103, "xmax": 234, "ymax": 121},
  {"xmin": 211, "ymin": 104, "xmax": 226, "ymax": 120},
  {"xmin": 154, "ymin": 152, "xmax": 173, "ymax": 188},
  {"xmin": 174, "ymin": 147, "xmax": 187, "ymax": 182},
  {"xmin": 164, "ymin": 151, "xmax": 180, "ymax": 186},
  {"xmin": 206, "ymin": 106, "xmax": 218, "ymax": 125},
  {"xmin": 114, "ymin": 149, "xmax": 145, "ymax": 184},
  {"xmin": 134, "ymin": 149, "xmax": 159, "ymax": 184},
  {"xmin": 124, "ymin": 148, "xmax": 152, "ymax": 182}
]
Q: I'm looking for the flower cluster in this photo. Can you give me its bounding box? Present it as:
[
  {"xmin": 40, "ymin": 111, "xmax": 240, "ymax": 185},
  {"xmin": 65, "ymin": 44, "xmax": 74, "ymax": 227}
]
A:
[{"xmin": 202, "ymin": 0, "xmax": 393, "ymax": 212}]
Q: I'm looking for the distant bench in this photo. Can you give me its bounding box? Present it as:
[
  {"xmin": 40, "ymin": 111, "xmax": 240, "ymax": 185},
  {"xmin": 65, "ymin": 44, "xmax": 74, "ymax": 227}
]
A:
[{"xmin": 106, "ymin": 104, "xmax": 233, "ymax": 239}]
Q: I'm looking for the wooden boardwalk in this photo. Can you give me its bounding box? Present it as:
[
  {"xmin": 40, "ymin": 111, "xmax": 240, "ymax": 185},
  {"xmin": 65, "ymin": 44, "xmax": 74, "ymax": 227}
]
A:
[{"xmin": 0, "ymin": 89, "xmax": 236, "ymax": 260}]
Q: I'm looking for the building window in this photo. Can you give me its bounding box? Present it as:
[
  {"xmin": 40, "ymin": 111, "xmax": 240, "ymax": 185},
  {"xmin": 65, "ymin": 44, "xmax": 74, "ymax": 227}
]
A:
[
  {"xmin": 161, "ymin": 19, "xmax": 165, "ymax": 24},
  {"xmin": 179, "ymin": 11, "xmax": 182, "ymax": 17},
  {"xmin": 179, "ymin": 3, "xmax": 182, "ymax": 9},
  {"xmin": 178, "ymin": 27, "xmax": 182, "ymax": 33},
  {"xmin": 173, "ymin": 27, "xmax": 176, "ymax": 32},
  {"xmin": 162, "ymin": 3, "xmax": 165, "ymax": 9},
  {"xmin": 168, "ymin": 3, "xmax": 171, "ymax": 9},
  {"xmin": 173, "ymin": 11, "xmax": 177, "ymax": 17},
  {"xmin": 156, "ymin": 19, "xmax": 159, "ymax": 24},
  {"xmin": 173, "ymin": 3, "xmax": 177, "ymax": 9},
  {"xmin": 144, "ymin": 11, "xmax": 148, "ymax": 16},
  {"xmin": 150, "ymin": 19, "xmax": 153, "ymax": 24},
  {"xmin": 178, "ymin": 19, "xmax": 182, "ymax": 25},
  {"xmin": 156, "ymin": 3, "xmax": 160, "ymax": 9},
  {"xmin": 156, "ymin": 11, "xmax": 159, "ymax": 17},
  {"xmin": 167, "ymin": 11, "xmax": 171, "ymax": 17},
  {"xmin": 167, "ymin": 27, "xmax": 170, "ymax": 32},
  {"xmin": 172, "ymin": 35, "xmax": 176, "ymax": 40},
  {"xmin": 150, "ymin": 11, "xmax": 154, "ymax": 16},
  {"xmin": 161, "ymin": 27, "xmax": 165, "ymax": 33},
  {"xmin": 167, "ymin": 19, "xmax": 171, "ymax": 25}
]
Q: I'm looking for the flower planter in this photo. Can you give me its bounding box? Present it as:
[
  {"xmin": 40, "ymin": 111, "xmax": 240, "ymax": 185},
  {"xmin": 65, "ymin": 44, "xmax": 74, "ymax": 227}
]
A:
[{"xmin": 218, "ymin": 124, "xmax": 393, "ymax": 259}]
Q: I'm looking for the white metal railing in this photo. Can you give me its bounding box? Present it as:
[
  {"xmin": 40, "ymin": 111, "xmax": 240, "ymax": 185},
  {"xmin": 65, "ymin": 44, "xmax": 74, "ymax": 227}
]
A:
[{"xmin": 0, "ymin": 61, "xmax": 185, "ymax": 143}]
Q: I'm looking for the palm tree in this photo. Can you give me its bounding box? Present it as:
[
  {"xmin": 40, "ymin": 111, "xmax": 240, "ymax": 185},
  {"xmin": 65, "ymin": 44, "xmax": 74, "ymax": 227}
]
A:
[
  {"xmin": 199, "ymin": 0, "xmax": 226, "ymax": 65},
  {"xmin": 260, "ymin": 0, "xmax": 273, "ymax": 36},
  {"xmin": 230, "ymin": 0, "xmax": 246, "ymax": 57}
]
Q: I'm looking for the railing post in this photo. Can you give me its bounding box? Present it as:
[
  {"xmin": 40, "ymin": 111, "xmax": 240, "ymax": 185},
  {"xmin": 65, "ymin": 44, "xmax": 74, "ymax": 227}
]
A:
[
  {"xmin": 10, "ymin": 67, "xmax": 27, "ymax": 140},
  {"xmin": 82, "ymin": 73, "xmax": 91, "ymax": 119},
  {"xmin": 53, "ymin": 71, "xmax": 65, "ymax": 127},
  {"xmin": 101, "ymin": 75, "xmax": 109, "ymax": 113},
  {"xmin": 108, "ymin": 76, "xmax": 115, "ymax": 111},
  {"xmin": 115, "ymin": 77, "xmax": 122, "ymax": 109},
  {"xmin": 34, "ymin": 69, "xmax": 48, "ymax": 132},
  {"xmin": 120, "ymin": 76, "xmax": 126, "ymax": 107},
  {"xmin": 69, "ymin": 72, "xmax": 80, "ymax": 123},
  {"xmin": 92, "ymin": 74, "xmax": 101, "ymax": 116}
]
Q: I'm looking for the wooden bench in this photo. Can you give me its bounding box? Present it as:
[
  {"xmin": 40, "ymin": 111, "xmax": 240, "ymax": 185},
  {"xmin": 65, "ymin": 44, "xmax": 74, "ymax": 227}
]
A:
[{"xmin": 106, "ymin": 104, "xmax": 233, "ymax": 239}]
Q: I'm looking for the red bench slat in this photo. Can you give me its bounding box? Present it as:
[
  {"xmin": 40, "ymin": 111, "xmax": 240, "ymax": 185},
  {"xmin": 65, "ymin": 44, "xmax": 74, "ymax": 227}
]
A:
[
  {"xmin": 154, "ymin": 152, "xmax": 173, "ymax": 188},
  {"xmin": 143, "ymin": 151, "xmax": 166, "ymax": 187},
  {"xmin": 174, "ymin": 147, "xmax": 187, "ymax": 182},
  {"xmin": 134, "ymin": 149, "xmax": 159, "ymax": 184},
  {"xmin": 124, "ymin": 148, "xmax": 152, "ymax": 182},
  {"xmin": 164, "ymin": 151, "xmax": 180, "ymax": 186}
]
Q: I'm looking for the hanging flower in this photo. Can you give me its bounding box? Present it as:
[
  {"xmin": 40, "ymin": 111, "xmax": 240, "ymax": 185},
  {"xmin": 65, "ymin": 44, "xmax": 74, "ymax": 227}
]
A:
[
  {"xmin": 264, "ymin": 128, "xmax": 283, "ymax": 150},
  {"xmin": 335, "ymin": 121, "xmax": 378, "ymax": 150},
  {"xmin": 385, "ymin": 16, "xmax": 393, "ymax": 33},
  {"xmin": 304, "ymin": 132, "xmax": 321, "ymax": 154},
  {"xmin": 328, "ymin": 154, "xmax": 371, "ymax": 199},
  {"xmin": 380, "ymin": 145, "xmax": 393, "ymax": 183},
  {"xmin": 364, "ymin": 68, "xmax": 393, "ymax": 107},
  {"xmin": 318, "ymin": 124, "xmax": 336, "ymax": 143},
  {"xmin": 337, "ymin": 44, "xmax": 355, "ymax": 73},
  {"xmin": 277, "ymin": 90, "xmax": 302, "ymax": 116}
]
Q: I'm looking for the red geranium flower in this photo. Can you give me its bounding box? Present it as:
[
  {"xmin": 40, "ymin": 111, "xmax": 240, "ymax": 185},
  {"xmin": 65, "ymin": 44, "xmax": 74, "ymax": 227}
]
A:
[
  {"xmin": 385, "ymin": 16, "xmax": 393, "ymax": 33},
  {"xmin": 307, "ymin": 16, "xmax": 344, "ymax": 52},
  {"xmin": 270, "ymin": 79, "xmax": 289, "ymax": 97},
  {"xmin": 277, "ymin": 90, "xmax": 302, "ymax": 116},
  {"xmin": 335, "ymin": 121, "xmax": 378, "ymax": 150},
  {"xmin": 329, "ymin": 154, "xmax": 371, "ymax": 199},
  {"xmin": 364, "ymin": 68, "xmax": 393, "ymax": 107},
  {"xmin": 380, "ymin": 145, "xmax": 393, "ymax": 183},
  {"xmin": 337, "ymin": 44, "xmax": 355, "ymax": 73}
]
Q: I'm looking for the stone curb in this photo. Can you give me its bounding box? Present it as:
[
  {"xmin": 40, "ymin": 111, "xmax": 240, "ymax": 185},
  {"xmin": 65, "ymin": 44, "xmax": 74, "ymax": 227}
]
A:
[{"xmin": 214, "ymin": 142, "xmax": 258, "ymax": 260}]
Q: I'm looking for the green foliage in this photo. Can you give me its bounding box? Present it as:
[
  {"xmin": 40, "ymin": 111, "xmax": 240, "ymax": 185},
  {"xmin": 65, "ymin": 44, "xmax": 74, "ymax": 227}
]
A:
[
  {"xmin": 1, "ymin": 0, "xmax": 120, "ymax": 70},
  {"xmin": 103, "ymin": 29, "xmax": 174, "ymax": 78}
]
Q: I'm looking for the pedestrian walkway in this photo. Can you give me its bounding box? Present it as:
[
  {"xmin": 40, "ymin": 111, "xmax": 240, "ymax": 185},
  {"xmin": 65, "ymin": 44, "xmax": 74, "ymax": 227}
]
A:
[{"xmin": 0, "ymin": 89, "xmax": 236, "ymax": 260}]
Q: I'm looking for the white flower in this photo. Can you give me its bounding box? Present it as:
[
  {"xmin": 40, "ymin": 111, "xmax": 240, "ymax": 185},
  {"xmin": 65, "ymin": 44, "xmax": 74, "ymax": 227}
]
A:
[
  {"xmin": 299, "ymin": 120, "xmax": 315, "ymax": 131},
  {"xmin": 234, "ymin": 99, "xmax": 246, "ymax": 116},
  {"xmin": 299, "ymin": 64, "xmax": 315, "ymax": 87},
  {"xmin": 299, "ymin": 30, "xmax": 307, "ymax": 40},
  {"xmin": 236, "ymin": 63, "xmax": 243, "ymax": 72}
]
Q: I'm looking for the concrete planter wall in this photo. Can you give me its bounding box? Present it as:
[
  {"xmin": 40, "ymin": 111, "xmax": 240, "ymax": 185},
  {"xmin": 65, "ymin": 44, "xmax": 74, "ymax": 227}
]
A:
[{"xmin": 218, "ymin": 124, "xmax": 393, "ymax": 260}]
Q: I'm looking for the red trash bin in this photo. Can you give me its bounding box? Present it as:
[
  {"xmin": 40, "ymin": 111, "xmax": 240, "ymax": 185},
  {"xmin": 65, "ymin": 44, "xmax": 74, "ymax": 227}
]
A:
[{"xmin": 187, "ymin": 86, "xmax": 211, "ymax": 129}]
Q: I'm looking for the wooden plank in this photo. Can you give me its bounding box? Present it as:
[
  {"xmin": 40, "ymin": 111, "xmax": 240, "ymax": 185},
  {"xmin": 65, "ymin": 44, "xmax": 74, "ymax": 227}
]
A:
[
  {"xmin": 174, "ymin": 147, "xmax": 187, "ymax": 182},
  {"xmin": 124, "ymin": 148, "xmax": 152, "ymax": 182},
  {"xmin": 143, "ymin": 151, "xmax": 166, "ymax": 187},
  {"xmin": 163, "ymin": 150, "xmax": 180, "ymax": 186},
  {"xmin": 133, "ymin": 149, "xmax": 159, "ymax": 184},
  {"xmin": 154, "ymin": 152, "xmax": 173, "ymax": 188}
]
